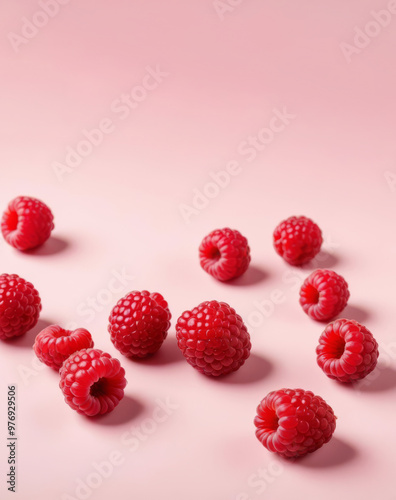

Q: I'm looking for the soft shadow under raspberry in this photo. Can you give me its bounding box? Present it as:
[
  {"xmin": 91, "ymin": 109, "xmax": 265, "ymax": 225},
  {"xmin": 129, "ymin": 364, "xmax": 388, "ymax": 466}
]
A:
[
  {"xmin": 226, "ymin": 265, "xmax": 269, "ymax": 287},
  {"xmin": 338, "ymin": 304, "xmax": 371, "ymax": 323},
  {"xmin": 4, "ymin": 319, "xmax": 53, "ymax": 348},
  {"xmin": 130, "ymin": 335, "xmax": 184, "ymax": 366},
  {"xmin": 22, "ymin": 236, "xmax": 70, "ymax": 256},
  {"xmin": 295, "ymin": 436, "xmax": 357, "ymax": 468},
  {"xmin": 90, "ymin": 395, "xmax": 144, "ymax": 426},
  {"xmin": 354, "ymin": 364, "xmax": 396, "ymax": 393},
  {"xmin": 302, "ymin": 250, "xmax": 340, "ymax": 270},
  {"xmin": 214, "ymin": 352, "xmax": 272, "ymax": 384}
]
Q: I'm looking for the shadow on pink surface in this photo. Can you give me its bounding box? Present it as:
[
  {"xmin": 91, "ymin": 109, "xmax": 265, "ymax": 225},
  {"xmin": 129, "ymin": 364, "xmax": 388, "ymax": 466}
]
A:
[
  {"xmin": 355, "ymin": 365, "xmax": 396, "ymax": 393},
  {"xmin": 340, "ymin": 304, "xmax": 371, "ymax": 324},
  {"xmin": 296, "ymin": 436, "xmax": 357, "ymax": 468},
  {"xmin": 302, "ymin": 250, "xmax": 340, "ymax": 270},
  {"xmin": 227, "ymin": 265, "xmax": 269, "ymax": 287},
  {"xmin": 3, "ymin": 318, "xmax": 53, "ymax": 348},
  {"xmin": 215, "ymin": 352, "xmax": 272, "ymax": 385},
  {"xmin": 22, "ymin": 235, "xmax": 70, "ymax": 256},
  {"xmin": 131, "ymin": 334, "xmax": 184, "ymax": 366},
  {"xmin": 90, "ymin": 395, "xmax": 144, "ymax": 426}
]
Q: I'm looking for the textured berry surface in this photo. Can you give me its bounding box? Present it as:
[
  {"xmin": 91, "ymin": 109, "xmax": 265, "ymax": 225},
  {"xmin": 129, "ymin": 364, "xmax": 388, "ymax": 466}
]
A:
[
  {"xmin": 254, "ymin": 388, "xmax": 336, "ymax": 458},
  {"xmin": 1, "ymin": 196, "xmax": 54, "ymax": 251},
  {"xmin": 34, "ymin": 325, "xmax": 94, "ymax": 370},
  {"xmin": 176, "ymin": 300, "xmax": 251, "ymax": 376},
  {"xmin": 0, "ymin": 273, "xmax": 41, "ymax": 340},
  {"xmin": 273, "ymin": 216, "xmax": 322, "ymax": 266},
  {"xmin": 199, "ymin": 228, "xmax": 251, "ymax": 281},
  {"xmin": 59, "ymin": 348, "xmax": 127, "ymax": 416},
  {"xmin": 108, "ymin": 291, "xmax": 171, "ymax": 358},
  {"xmin": 299, "ymin": 269, "xmax": 350, "ymax": 321},
  {"xmin": 316, "ymin": 319, "xmax": 379, "ymax": 383}
]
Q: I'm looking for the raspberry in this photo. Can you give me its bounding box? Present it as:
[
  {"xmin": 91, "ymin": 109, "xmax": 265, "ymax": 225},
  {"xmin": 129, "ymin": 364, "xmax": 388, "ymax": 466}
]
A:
[
  {"xmin": 1, "ymin": 196, "xmax": 54, "ymax": 251},
  {"xmin": 199, "ymin": 228, "xmax": 251, "ymax": 281},
  {"xmin": 175, "ymin": 300, "xmax": 251, "ymax": 376},
  {"xmin": 59, "ymin": 348, "xmax": 127, "ymax": 416},
  {"xmin": 273, "ymin": 216, "xmax": 322, "ymax": 266},
  {"xmin": 108, "ymin": 291, "xmax": 171, "ymax": 358},
  {"xmin": 316, "ymin": 319, "xmax": 379, "ymax": 383},
  {"xmin": 0, "ymin": 273, "xmax": 41, "ymax": 340},
  {"xmin": 254, "ymin": 388, "xmax": 336, "ymax": 458},
  {"xmin": 34, "ymin": 325, "xmax": 94, "ymax": 371},
  {"xmin": 299, "ymin": 269, "xmax": 350, "ymax": 321}
]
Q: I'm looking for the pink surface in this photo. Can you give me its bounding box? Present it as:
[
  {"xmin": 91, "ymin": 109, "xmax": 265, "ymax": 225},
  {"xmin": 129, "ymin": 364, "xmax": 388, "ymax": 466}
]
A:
[{"xmin": 1, "ymin": 1, "xmax": 396, "ymax": 499}]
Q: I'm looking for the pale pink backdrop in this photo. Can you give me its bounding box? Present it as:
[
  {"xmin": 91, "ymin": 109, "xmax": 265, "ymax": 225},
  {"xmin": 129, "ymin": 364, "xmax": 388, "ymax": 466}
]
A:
[{"xmin": 1, "ymin": 1, "xmax": 396, "ymax": 499}]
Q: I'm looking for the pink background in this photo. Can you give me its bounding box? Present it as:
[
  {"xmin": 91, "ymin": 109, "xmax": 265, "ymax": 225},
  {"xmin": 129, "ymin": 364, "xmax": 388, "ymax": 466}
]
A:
[{"xmin": 1, "ymin": 1, "xmax": 396, "ymax": 499}]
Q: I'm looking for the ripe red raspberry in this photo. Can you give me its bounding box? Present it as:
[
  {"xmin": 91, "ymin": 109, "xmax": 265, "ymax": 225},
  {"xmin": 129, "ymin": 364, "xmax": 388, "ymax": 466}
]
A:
[
  {"xmin": 59, "ymin": 348, "xmax": 127, "ymax": 416},
  {"xmin": 273, "ymin": 216, "xmax": 322, "ymax": 266},
  {"xmin": 254, "ymin": 388, "xmax": 336, "ymax": 458},
  {"xmin": 1, "ymin": 196, "xmax": 54, "ymax": 251},
  {"xmin": 175, "ymin": 300, "xmax": 251, "ymax": 376},
  {"xmin": 316, "ymin": 319, "xmax": 379, "ymax": 383},
  {"xmin": 34, "ymin": 325, "xmax": 94, "ymax": 371},
  {"xmin": 199, "ymin": 228, "xmax": 251, "ymax": 281},
  {"xmin": 299, "ymin": 269, "xmax": 349, "ymax": 321},
  {"xmin": 108, "ymin": 290, "xmax": 171, "ymax": 358},
  {"xmin": 0, "ymin": 273, "xmax": 41, "ymax": 340}
]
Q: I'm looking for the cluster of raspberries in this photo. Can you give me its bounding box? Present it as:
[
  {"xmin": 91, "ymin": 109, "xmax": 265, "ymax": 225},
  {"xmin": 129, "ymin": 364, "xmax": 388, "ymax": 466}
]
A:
[{"xmin": 1, "ymin": 197, "xmax": 379, "ymax": 459}]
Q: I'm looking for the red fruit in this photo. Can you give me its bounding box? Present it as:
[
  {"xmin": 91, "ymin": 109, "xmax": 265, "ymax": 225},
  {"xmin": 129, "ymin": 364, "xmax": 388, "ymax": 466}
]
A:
[
  {"xmin": 108, "ymin": 291, "xmax": 171, "ymax": 358},
  {"xmin": 316, "ymin": 319, "xmax": 379, "ymax": 383},
  {"xmin": 199, "ymin": 228, "xmax": 251, "ymax": 281},
  {"xmin": 299, "ymin": 269, "xmax": 350, "ymax": 321},
  {"xmin": 1, "ymin": 196, "xmax": 54, "ymax": 251},
  {"xmin": 59, "ymin": 348, "xmax": 127, "ymax": 416},
  {"xmin": 34, "ymin": 325, "xmax": 94, "ymax": 371},
  {"xmin": 175, "ymin": 300, "xmax": 251, "ymax": 376},
  {"xmin": 0, "ymin": 273, "xmax": 41, "ymax": 340},
  {"xmin": 273, "ymin": 216, "xmax": 322, "ymax": 266},
  {"xmin": 254, "ymin": 388, "xmax": 336, "ymax": 458}
]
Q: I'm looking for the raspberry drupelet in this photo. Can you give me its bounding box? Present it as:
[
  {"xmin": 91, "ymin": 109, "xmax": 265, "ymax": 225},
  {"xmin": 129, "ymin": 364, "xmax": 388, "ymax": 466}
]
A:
[
  {"xmin": 176, "ymin": 300, "xmax": 251, "ymax": 376},
  {"xmin": 273, "ymin": 216, "xmax": 322, "ymax": 266},
  {"xmin": 1, "ymin": 196, "xmax": 54, "ymax": 251},
  {"xmin": 34, "ymin": 325, "xmax": 94, "ymax": 370},
  {"xmin": 316, "ymin": 319, "xmax": 379, "ymax": 383},
  {"xmin": 199, "ymin": 228, "xmax": 251, "ymax": 281},
  {"xmin": 0, "ymin": 273, "xmax": 41, "ymax": 340},
  {"xmin": 299, "ymin": 269, "xmax": 349, "ymax": 321},
  {"xmin": 254, "ymin": 388, "xmax": 336, "ymax": 458},
  {"xmin": 108, "ymin": 290, "xmax": 171, "ymax": 358},
  {"xmin": 59, "ymin": 348, "xmax": 127, "ymax": 417}
]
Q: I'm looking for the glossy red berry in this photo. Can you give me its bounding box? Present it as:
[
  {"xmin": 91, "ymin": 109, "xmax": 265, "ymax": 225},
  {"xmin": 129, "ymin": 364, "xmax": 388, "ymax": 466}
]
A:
[
  {"xmin": 273, "ymin": 216, "xmax": 322, "ymax": 266},
  {"xmin": 59, "ymin": 348, "xmax": 127, "ymax": 417},
  {"xmin": 108, "ymin": 290, "xmax": 171, "ymax": 358},
  {"xmin": 176, "ymin": 300, "xmax": 251, "ymax": 376},
  {"xmin": 1, "ymin": 196, "xmax": 54, "ymax": 251},
  {"xmin": 299, "ymin": 269, "xmax": 349, "ymax": 321},
  {"xmin": 34, "ymin": 325, "xmax": 94, "ymax": 370},
  {"xmin": 254, "ymin": 388, "xmax": 336, "ymax": 458},
  {"xmin": 0, "ymin": 273, "xmax": 41, "ymax": 340},
  {"xmin": 316, "ymin": 319, "xmax": 379, "ymax": 383},
  {"xmin": 199, "ymin": 228, "xmax": 251, "ymax": 281}
]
